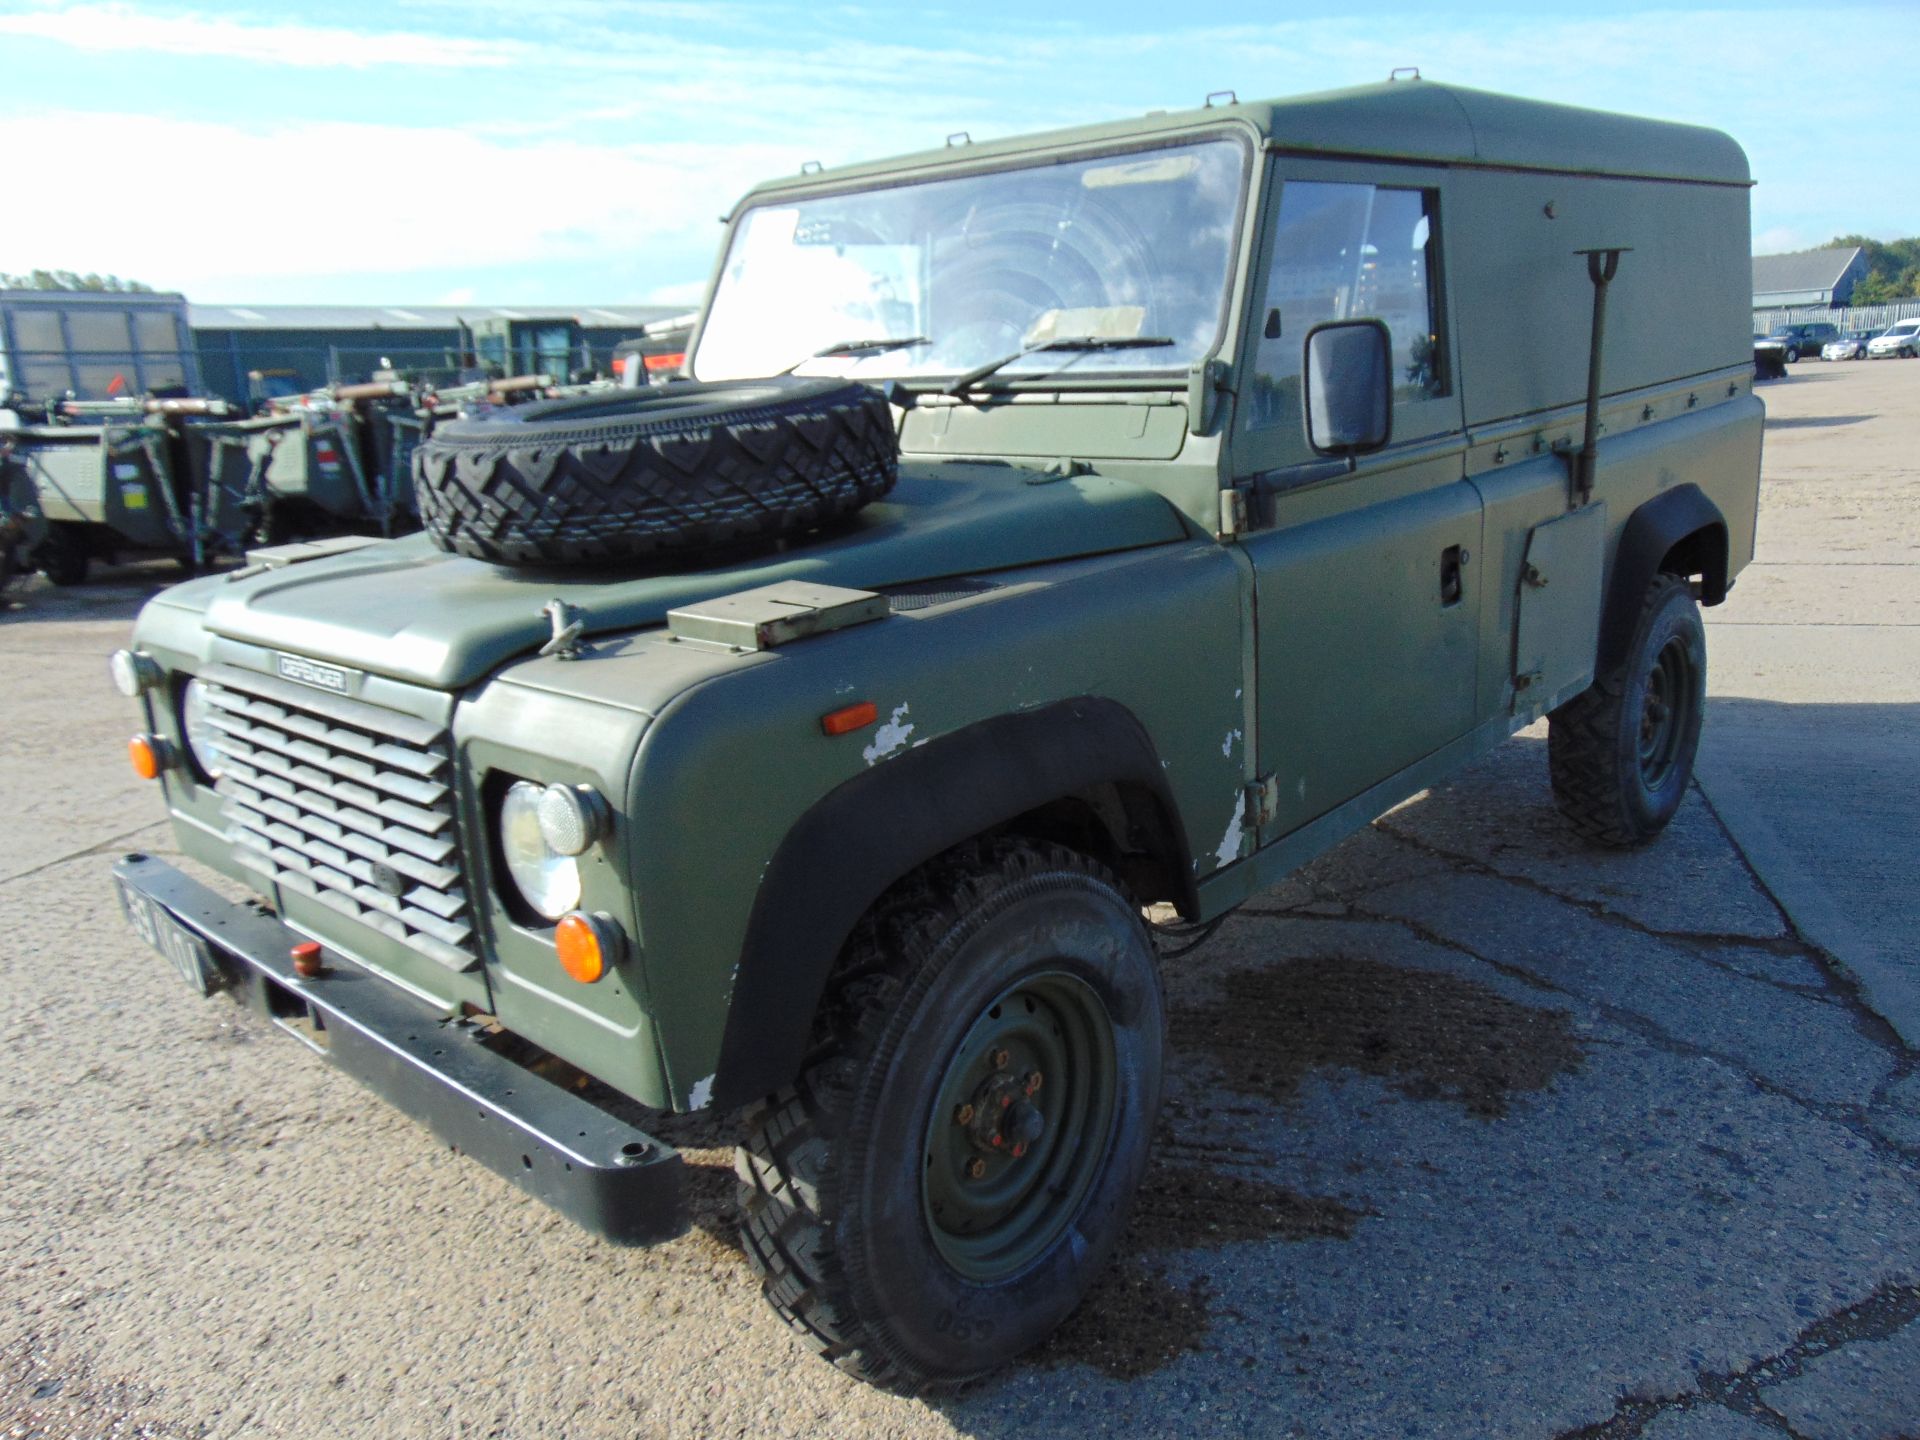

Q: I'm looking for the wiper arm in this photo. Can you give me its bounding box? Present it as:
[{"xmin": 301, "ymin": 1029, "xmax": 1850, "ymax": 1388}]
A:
[
  {"xmin": 782, "ymin": 336, "xmax": 929, "ymax": 374},
  {"xmin": 946, "ymin": 335, "xmax": 1174, "ymax": 394}
]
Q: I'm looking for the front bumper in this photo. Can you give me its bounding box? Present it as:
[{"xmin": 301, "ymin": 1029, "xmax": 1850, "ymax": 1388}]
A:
[{"xmin": 113, "ymin": 853, "xmax": 685, "ymax": 1245}]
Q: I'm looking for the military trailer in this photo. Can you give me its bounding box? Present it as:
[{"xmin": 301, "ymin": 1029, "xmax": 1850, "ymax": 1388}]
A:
[{"xmin": 111, "ymin": 78, "xmax": 1760, "ymax": 1389}]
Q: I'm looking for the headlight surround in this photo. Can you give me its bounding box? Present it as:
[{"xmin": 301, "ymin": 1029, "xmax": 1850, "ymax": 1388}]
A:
[
  {"xmin": 179, "ymin": 677, "xmax": 224, "ymax": 782},
  {"xmin": 500, "ymin": 779, "xmax": 582, "ymax": 921}
]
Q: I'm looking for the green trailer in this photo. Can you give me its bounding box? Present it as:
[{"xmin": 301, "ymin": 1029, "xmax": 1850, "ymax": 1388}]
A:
[{"xmin": 9, "ymin": 403, "xmax": 226, "ymax": 581}]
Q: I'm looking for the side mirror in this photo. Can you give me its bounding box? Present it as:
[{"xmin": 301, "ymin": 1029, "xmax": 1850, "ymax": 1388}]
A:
[{"xmin": 1303, "ymin": 319, "xmax": 1392, "ymax": 456}]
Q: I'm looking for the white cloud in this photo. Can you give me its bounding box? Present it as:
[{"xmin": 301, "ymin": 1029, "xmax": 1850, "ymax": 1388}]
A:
[
  {"xmin": 0, "ymin": 110, "xmax": 798, "ymax": 295},
  {"xmin": 1753, "ymin": 226, "xmax": 1810, "ymax": 257},
  {"xmin": 0, "ymin": 2, "xmax": 526, "ymax": 68},
  {"xmin": 644, "ymin": 280, "xmax": 709, "ymax": 307}
]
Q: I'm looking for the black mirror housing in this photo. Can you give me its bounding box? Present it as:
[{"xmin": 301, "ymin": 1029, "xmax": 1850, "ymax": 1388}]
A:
[{"xmin": 1303, "ymin": 319, "xmax": 1392, "ymax": 456}]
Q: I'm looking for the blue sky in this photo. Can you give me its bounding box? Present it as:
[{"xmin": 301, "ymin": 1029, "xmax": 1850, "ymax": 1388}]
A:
[{"xmin": 0, "ymin": 0, "xmax": 1913, "ymax": 305}]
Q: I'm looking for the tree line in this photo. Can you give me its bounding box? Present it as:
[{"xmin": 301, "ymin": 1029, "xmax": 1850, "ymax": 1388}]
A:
[
  {"xmin": 1, "ymin": 270, "xmax": 154, "ymax": 293},
  {"xmin": 1825, "ymin": 236, "xmax": 1920, "ymax": 305}
]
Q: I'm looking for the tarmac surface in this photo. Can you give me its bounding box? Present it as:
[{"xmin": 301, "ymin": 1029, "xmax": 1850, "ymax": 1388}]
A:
[{"xmin": 2, "ymin": 358, "xmax": 1916, "ymax": 1439}]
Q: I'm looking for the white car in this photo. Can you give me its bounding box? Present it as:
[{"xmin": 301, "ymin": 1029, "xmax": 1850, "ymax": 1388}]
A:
[
  {"xmin": 1867, "ymin": 320, "xmax": 1920, "ymax": 358},
  {"xmin": 1823, "ymin": 333, "xmax": 1871, "ymax": 360}
]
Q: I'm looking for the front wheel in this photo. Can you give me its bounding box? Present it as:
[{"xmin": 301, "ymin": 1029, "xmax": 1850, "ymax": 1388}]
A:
[
  {"xmin": 1548, "ymin": 573, "xmax": 1706, "ymax": 847},
  {"xmin": 736, "ymin": 838, "xmax": 1165, "ymax": 1390}
]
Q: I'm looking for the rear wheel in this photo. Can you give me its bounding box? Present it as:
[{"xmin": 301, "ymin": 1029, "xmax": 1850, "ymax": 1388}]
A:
[
  {"xmin": 32, "ymin": 523, "xmax": 90, "ymax": 587},
  {"xmin": 735, "ymin": 837, "xmax": 1164, "ymax": 1390},
  {"xmin": 1548, "ymin": 573, "xmax": 1706, "ymax": 847}
]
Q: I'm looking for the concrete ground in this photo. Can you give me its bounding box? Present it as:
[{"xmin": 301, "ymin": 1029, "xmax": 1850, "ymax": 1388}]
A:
[{"xmin": 2, "ymin": 358, "xmax": 1916, "ymax": 1439}]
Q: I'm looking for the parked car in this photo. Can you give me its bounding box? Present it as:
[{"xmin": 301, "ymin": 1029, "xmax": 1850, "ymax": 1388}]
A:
[
  {"xmin": 1867, "ymin": 319, "xmax": 1920, "ymax": 358},
  {"xmin": 1767, "ymin": 322, "xmax": 1840, "ymax": 363},
  {"xmin": 1754, "ymin": 334, "xmax": 1789, "ymax": 379},
  {"xmin": 1821, "ymin": 332, "xmax": 1873, "ymax": 361}
]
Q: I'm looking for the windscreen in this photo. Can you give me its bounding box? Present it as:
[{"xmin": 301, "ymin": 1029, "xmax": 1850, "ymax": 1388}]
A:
[{"xmin": 694, "ymin": 137, "xmax": 1247, "ymax": 385}]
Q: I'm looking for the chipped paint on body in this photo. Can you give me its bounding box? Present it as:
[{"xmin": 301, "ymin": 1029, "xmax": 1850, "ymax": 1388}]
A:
[
  {"xmin": 1214, "ymin": 795, "xmax": 1247, "ymax": 870},
  {"xmin": 862, "ymin": 703, "xmax": 916, "ymax": 765}
]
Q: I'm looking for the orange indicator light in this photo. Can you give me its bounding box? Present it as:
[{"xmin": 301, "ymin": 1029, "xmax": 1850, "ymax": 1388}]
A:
[
  {"xmin": 129, "ymin": 734, "xmax": 163, "ymax": 780},
  {"xmin": 821, "ymin": 700, "xmax": 878, "ymax": 737},
  {"xmin": 556, "ymin": 913, "xmax": 608, "ymax": 984}
]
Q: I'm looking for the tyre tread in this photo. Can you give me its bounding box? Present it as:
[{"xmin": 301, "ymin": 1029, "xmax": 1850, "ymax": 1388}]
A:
[
  {"xmin": 1548, "ymin": 572, "xmax": 1697, "ymax": 847},
  {"xmin": 733, "ymin": 837, "xmax": 1126, "ymax": 1391},
  {"xmin": 412, "ymin": 383, "xmax": 898, "ymax": 566}
]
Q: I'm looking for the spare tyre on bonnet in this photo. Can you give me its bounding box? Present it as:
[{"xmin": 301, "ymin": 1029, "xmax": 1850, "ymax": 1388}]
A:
[{"xmin": 412, "ymin": 377, "xmax": 899, "ymax": 565}]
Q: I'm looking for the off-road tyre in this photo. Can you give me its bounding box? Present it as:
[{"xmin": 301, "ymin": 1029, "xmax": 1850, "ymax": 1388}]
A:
[
  {"xmin": 32, "ymin": 523, "xmax": 90, "ymax": 587},
  {"xmin": 412, "ymin": 378, "xmax": 897, "ymax": 566},
  {"xmin": 1549, "ymin": 573, "xmax": 1706, "ymax": 847},
  {"xmin": 735, "ymin": 838, "xmax": 1165, "ymax": 1391}
]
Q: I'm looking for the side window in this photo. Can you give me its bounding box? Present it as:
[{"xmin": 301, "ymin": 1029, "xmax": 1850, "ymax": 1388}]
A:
[{"xmin": 1245, "ymin": 181, "xmax": 1446, "ymax": 434}]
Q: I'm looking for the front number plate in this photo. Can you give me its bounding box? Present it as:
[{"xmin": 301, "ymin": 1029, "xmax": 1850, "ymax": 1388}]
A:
[{"xmin": 116, "ymin": 877, "xmax": 221, "ymax": 996}]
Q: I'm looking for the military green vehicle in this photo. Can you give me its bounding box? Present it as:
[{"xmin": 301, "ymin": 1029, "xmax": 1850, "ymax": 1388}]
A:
[{"xmin": 111, "ymin": 78, "xmax": 1760, "ymax": 1389}]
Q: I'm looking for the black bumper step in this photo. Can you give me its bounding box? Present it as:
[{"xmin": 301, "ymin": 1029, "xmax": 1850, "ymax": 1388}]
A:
[{"xmin": 113, "ymin": 853, "xmax": 684, "ymax": 1245}]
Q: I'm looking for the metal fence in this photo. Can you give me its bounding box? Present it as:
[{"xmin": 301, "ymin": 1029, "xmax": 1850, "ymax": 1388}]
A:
[{"xmin": 1753, "ymin": 300, "xmax": 1920, "ymax": 333}]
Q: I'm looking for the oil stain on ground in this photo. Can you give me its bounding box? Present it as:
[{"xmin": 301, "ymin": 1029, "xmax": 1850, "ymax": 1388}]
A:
[
  {"xmin": 1036, "ymin": 1157, "xmax": 1365, "ymax": 1380},
  {"xmin": 1038, "ymin": 951, "xmax": 1585, "ymax": 1380},
  {"xmin": 1173, "ymin": 953, "xmax": 1586, "ymax": 1118}
]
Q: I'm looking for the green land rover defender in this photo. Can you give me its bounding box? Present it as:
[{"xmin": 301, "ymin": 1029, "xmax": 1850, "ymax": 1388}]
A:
[{"xmin": 112, "ymin": 78, "xmax": 1761, "ymax": 1388}]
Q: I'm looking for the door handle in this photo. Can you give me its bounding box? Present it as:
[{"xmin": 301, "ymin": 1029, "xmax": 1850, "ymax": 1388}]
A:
[{"xmin": 1440, "ymin": 545, "xmax": 1466, "ymax": 606}]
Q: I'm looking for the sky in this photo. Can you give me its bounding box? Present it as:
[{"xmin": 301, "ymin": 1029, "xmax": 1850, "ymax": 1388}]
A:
[{"xmin": 0, "ymin": 0, "xmax": 1913, "ymax": 306}]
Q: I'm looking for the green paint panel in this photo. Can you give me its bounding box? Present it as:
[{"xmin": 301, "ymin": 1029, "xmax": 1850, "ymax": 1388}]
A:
[{"xmin": 180, "ymin": 465, "xmax": 1189, "ymax": 691}]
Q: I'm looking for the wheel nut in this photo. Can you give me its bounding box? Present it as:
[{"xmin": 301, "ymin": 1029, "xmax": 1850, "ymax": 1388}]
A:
[
  {"xmin": 992, "ymin": 1048, "xmax": 1011, "ymax": 1069},
  {"xmin": 966, "ymin": 1158, "xmax": 987, "ymax": 1179},
  {"xmin": 1011, "ymin": 1141, "xmax": 1028, "ymax": 1159},
  {"xmin": 953, "ymin": 1103, "xmax": 975, "ymax": 1126},
  {"xmin": 1027, "ymin": 1071, "xmax": 1043, "ymax": 1094}
]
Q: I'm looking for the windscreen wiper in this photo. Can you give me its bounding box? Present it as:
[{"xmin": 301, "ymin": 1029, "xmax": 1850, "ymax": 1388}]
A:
[
  {"xmin": 946, "ymin": 335, "xmax": 1174, "ymax": 394},
  {"xmin": 782, "ymin": 336, "xmax": 929, "ymax": 374}
]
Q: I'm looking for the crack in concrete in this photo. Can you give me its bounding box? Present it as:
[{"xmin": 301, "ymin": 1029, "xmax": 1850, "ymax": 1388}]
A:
[
  {"xmin": 1371, "ymin": 808, "xmax": 1913, "ymax": 1060},
  {"xmin": 1232, "ymin": 886, "xmax": 1920, "ymax": 1171},
  {"xmin": 1549, "ymin": 1281, "xmax": 1920, "ymax": 1439},
  {"xmin": 0, "ymin": 820, "xmax": 172, "ymax": 890},
  {"xmin": 1690, "ymin": 783, "xmax": 1919, "ymax": 1061}
]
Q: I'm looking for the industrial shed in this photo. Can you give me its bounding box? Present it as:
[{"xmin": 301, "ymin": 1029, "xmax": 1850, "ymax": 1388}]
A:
[
  {"xmin": 190, "ymin": 302, "xmax": 685, "ymax": 402},
  {"xmin": 1751, "ymin": 246, "xmax": 1868, "ymax": 311}
]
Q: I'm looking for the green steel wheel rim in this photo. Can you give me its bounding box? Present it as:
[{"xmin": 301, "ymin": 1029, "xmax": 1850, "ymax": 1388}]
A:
[
  {"xmin": 920, "ymin": 971, "xmax": 1118, "ymax": 1283},
  {"xmin": 1638, "ymin": 633, "xmax": 1695, "ymax": 790}
]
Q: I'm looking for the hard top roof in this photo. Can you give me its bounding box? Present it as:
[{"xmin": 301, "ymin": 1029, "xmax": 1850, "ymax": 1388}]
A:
[{"xmin": 742, "ymin": 78, "xmax": 1750, "ymax": 204}]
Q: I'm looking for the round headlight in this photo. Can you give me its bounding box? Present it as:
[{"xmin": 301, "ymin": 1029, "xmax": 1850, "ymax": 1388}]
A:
[
  {"xmin": 110, "ymin": 648, "xmax": 161, "ymax": 698},
  {"xmin": 535, "ymin": 783, "xmax": 609, "ymax": 857},
  {"xmin": 500, "ymin": 780, "xmax": 582, "ymax": 920},
  {"xmin": 180, "ymin": 677, "xmax": 224, "ymax": 781}
]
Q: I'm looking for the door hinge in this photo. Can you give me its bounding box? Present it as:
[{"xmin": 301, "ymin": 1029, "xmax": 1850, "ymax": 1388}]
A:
[
  {"xmin": 1247, "ymin": 774, "xmax": 1281, "ymax": 829},
  {"xmin": 1218, "ymin": 486, "xmax": 1250, "ymax": 539}
]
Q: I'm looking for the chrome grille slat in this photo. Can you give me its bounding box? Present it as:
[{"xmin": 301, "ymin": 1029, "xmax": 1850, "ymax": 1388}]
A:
[
  {"xmin": 221, "ymin": 790, "xmax": 461, "ymax": 889},
  {"xmin": 202, "ymin": 689, "xmax": 447, "ymax": 778},
  {"xmin": 203, "ymin": 712, "xmax": 450, "ymax": 807},
  {"xmin": 203, "ymin": 664, "xmax": 445, "ymax": 747},
  {"xmin": 223, "ymin": 765, "xmax": 457, "ymax": 865},
  {"xmin": 208, "ymin": 667, "xmax": 478, "ymax": 973}
]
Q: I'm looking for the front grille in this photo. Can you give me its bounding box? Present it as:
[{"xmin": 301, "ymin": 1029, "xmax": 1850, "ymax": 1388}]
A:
[{"xmin": 199, "ymin": 663, "xmax": 478, "ymax": 972}]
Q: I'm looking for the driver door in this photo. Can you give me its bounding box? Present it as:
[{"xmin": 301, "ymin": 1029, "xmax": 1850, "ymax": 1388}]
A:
[{"xmin": 1233, "ymin": 159, "xmax": 1483, "ymax": 841}]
